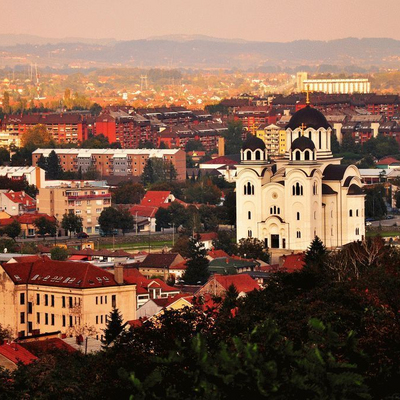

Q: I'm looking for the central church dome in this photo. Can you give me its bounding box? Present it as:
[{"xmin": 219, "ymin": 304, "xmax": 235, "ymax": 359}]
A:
[
  {"xmin": 291, "ymin": 135, "xmax": 315, "ymax": 151},
  {"xmin": 286, "ymin": 105, "xmax": 331, "ymax": 130}
]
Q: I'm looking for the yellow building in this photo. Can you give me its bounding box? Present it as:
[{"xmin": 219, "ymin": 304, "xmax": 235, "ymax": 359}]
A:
[
  {"xmin": 0, "ymin": 260, "xmax": 136, "ymax": 341},
  {"xmin": 37, "ymin": 182, "xmax": 111, "ymax": 235},
  {"xmin": 256, "ymin": 123, "xmax": 286, "ymax": 157}
]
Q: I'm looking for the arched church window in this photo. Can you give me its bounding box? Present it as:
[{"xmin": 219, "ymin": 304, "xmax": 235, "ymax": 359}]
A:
[
  {"xmin": 255, "ymin": 150, "xmax": 261, "ymax": 160},
  {"xmin": 349, "ymin": 210, "xmax": 353, "ymax": 217},
  {"xmin": 319, "ymin": 131, "xmax": 322, "ymax": 149},
  {"xmin": 292, "ymin": 182, "xmax": 303, "ymax": 196},
  {"xmin": 304, "ymin": 151, "xmax": 310, "ymax": 161},
  {"xmin": 246, "ymin": 151, "xmax": 252, "ymax": 161},
  {"xmin": 297, "ymin": 212, "xmax": 300, "ymax": 220},
  {"xmin": 296, "ymin": 231, "xmax": 301, "ymax": 238},
  {"xmin": 248, "ymin": 211, "xmax": 251, "ymax": 219},
  {"xmin": 248, "ymin": 230, "xmax": 252, "ymax": 238},
  {"xmin": 295, "ymin": 151, "xmax": 301, "ymax": 161},
  {"xmin": 245, "ymin": 182, "xmax": 254, "ymax": 195}
]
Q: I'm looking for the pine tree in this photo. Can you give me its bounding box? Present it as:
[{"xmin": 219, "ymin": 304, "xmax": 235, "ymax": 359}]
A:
[
  {"xmin": 102, "ymin": 307, "xmax": 124, "ymax": 347},
  {"xmin": 182, "ymin": 235, "xmax": 210, "ymax": 284},
  {"xmin": 304, "ymin": 236, "xmax": 327, "ymax": 271},
  {"xmin": 46, "ymin": 150, "xmax": 63, "ymax": 180},
  {"xmin": 37, "ymin": 154, "xmax": 47, "ymax": 171}
]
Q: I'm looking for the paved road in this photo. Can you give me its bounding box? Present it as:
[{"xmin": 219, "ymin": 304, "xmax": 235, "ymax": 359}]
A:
[{"xmin": 369, "ymin": 215, "xmax": 400, "ymax": 227}]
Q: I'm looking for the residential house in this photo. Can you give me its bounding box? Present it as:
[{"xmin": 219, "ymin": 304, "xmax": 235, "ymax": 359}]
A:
[
  {"xmin": 0, "ymin": 342, "xmax": 37, "ymax": 371},
  {"xmin": 0, "ymin": 190, "xmax": 36, "ymax": 216},
  {"xmin": 196, "ymin": 274, "xmax": 259, "ymax": 298},
  {"xmin": 136, "ymin": 294, "xmax": 192, "ymax": 319},
  {"xmin": 138, "ymin": 253, "xmax": 185, "ymax": 279}
]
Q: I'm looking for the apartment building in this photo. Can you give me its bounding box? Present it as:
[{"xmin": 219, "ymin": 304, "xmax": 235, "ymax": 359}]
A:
[
  {"xmin": 95, "ymin": 110, "xmax": 155, "ymax": 148},
  {"xmin": 0, "ymin": 259, "xmax": 136, "ymax": 340},
  {"xmin": 1, "ymin": 113, "xmax": 91, "ymax": 144},
  {"xmin": 256, "ymin": 123, "xmax": 286, "ymax": 156},
  {"xmin": 0, "ymin": 166, "xmax": 45, "ymax": 189},
  {"xmin": 234, "ymin": 106, "xmax": 277, "ymax": 134},
  {"xmin": 32, "ymin": 148, "xmax": 187, "ymax": 181},
  {"xmin": 37, "ymin": 182, "xmax": 111, "ymax": 234}
]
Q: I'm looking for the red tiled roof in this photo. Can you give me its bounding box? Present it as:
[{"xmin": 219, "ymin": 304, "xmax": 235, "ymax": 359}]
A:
[
  {"xmin": 199, "ymin": 232, "xmax": 218, "ymax": 242},
  {"xmin": 3, "ymin": 191, "xmax": 35, "ymax": 208},
  {"xmin": 140, "ymin": 253, "xmax": 180, "ymax": 268},
  {"xmin": 281, "ymin": 253, "xmax": 305, "ymax": 272},
  {"xmin": 208, "ymin": 249, "xmax": 230, "ymax": 259},
  {"xmin": 16, "ymin": 213, "xmax": 57, "ymax": 225},
  {"xmin": 140, "ymin": 191, "xmax": 171, "ymax": 207},
  {"xmin": 1, "ymin": 259, "xmax": 126, "ymax": 288},
  {"xmin": 170, "ymin": 260, "xmax": 187, "ymax": 271},
  {"xmin": 214, "ymin": 274, "xmax": 259, "ymax": 293},
  {"xmin": 20, "ymin": 338, "xmax": 76, "ymax": 355},
  {"xmin": 376, "ymin": 156, "xmax": 400, "ymax": 165},
  {"xmin": 8, "ymin": 255, "xmax": 43, "ymax": 263},
  {"xmin": 0, "ymin": 342, "xmax": 37, "ymax": 365},
  {"xmin": 152, "ymin": 278, "xmax": 180, "ymax": 293},
  {"xmin": 203, "ymin": 156, "xmax": 238, "ymax": 165},
  {"xmin": 129, "ymin": 204, "xmax": 158, "ymax": 218}
]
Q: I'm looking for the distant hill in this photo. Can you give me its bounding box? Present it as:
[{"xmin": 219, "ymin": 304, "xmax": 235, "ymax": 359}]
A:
[
  {"xmin": 0, "ymin": 34, "xmax": 116, "ymax": 47},
  {"xmin": 0, "ymin": 36, "xmax": 400, "ymax": 70}
]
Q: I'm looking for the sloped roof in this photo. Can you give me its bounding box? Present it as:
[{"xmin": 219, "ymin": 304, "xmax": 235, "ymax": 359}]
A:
[
  {"xmin": 0, "ymin": 342, "xmax": 37, "ymax": 365},
  {"xmin": 140, "ymin": 253, "xmax": 181, "ymax": 269},
  {"xmin": 376, "ymin": 156, "xmax": 400, "ymax": 165},
  {"xmin": 1, "ymin": 259, "xmax": 125, "ymax": 288},
  {"xmin": 213, "ymin": 274, "xmax": 259, "ymax": 293},
  {"xmin": 20, "ymin": 338, "xmax": 76, "ymax": 355},
  {"xmin": 140, "ymin": 191, "xmax": 171, "ymax": 207},
  {"xmin": 323, "ymin": 164, "xmax": 348, "ymax": 181},
  {"xmin": 207, "ymin": 249, "xmax": 230, "ymax": 259},
  {"xmin": 281, "ymin": 253, "xmax": 305, "ymax": 272},
  {"xmin": 322, "ymin": 184, "xmax": 337, "ymax": 195},
  {"xmin": 3, "ymin": 191, "xmax": 35, "ymax": 208}
]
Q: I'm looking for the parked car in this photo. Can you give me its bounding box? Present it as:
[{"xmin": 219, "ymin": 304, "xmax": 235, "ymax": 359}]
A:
[
  {"xmin": 76, "ymin": 232, "xmax": 89, "ymax": 239},
  {"xmin": 386, "ymin": 215, "xmax": 395, "ymax": 220},
  {"xmin": 99, "ymin": 229, "xmax": 118, "ymax": 237}
]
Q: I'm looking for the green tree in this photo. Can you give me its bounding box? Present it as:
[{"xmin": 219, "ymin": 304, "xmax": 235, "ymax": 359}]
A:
[
  {"xmin": 98, "ymin": 207, "xmax": 120, "ymax": 235},
  {"xmin": 51, "ymin": 246, "xmax": 69, "ymax": 261},
  {"xmin": 113, "ymin": 182, "xmax": 145, "ymax": 204},
  {"xmin": 2, "ymin": 91, "xmax": 10, "ymax": 114},
  {"xmin": 236, "ymin": 237, "xmax": 269, "ymax": 262},
  {"xmin": 21, "ymin": 124, "xmax": 52, "ymax": 153},
  {"xmin": 185, "ymin": 178, "xmax": 222, "ymax": 205},
  {"xmin": 46, "ymin": 150, "xmax": 63, "ymax": 180},
  {"xmin": 90, "ymin": 102, "xmax": 102, "ymax": 116},
  {"xmin": 103, "ymin": 307, "xmax": 124, "ymax": 347},
  {"xmin": 117, "ymin": 207, "xmax": 134, "ymax": 235},
  {"xmin": 304, "ymin": 236, "xmax": 327, "ymax": 272},
  {"xmin": 182, "ymin": 235, "xmax": 210, "ymax": 284},
  {"xmin": 365, "ymin": 185, "xmax": 387, "ymax": 219},
  {"xmin": 36, "ymin": 154, "xmax": 47, "ymax": 170},
  {"xmin": 141, "ymin": 158, "xmax": 178, "ymax": 186},
  {"xmin": 224, "ymin": 120, "xmax": 244, "ymax": 154},
  {"xmin": 395, "ymin": 190, "xmax": 400, "ymax": 209},
  {"xmin": 61, "ymin": 213, "xmax": 83, "ymax": 238},
  {"xmin": 2, "ymin": 220, "xmax": 21, "ymax": 241},
  {"xmin": 331, "ymin": 132, "xmax": 341, "ymax": 154},
  {"xmin": 212, "ymin": 230, "xmax": 236, "ymax": 255},
  {"xmin": 155, "ymin": 207, "xmax": 171, "ymax": 231},
  {"xmin": 185, "ymin": 140, "xmax": 205, "ymax": 152},
  {"xmin": 138, "ymin": 140, "xmax": 155, "ymax": 149},
  {"xmin": 34, "ymin": 216, "xmax": 57, "ymax": 238}
]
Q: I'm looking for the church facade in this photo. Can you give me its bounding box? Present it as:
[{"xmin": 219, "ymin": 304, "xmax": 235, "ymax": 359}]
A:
[{"xmin": 236, "ymin": 105, "xmax": 365, "ymax": 251}]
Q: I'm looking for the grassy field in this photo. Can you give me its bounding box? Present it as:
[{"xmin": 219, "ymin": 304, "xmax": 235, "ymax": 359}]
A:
[
  {"xmin": 366, "ymin": 231, "xmax": 400, "ymax": 238},
  {"xmin": 99, "ymin": 240, "xmax": 174, "ymax": 252}
]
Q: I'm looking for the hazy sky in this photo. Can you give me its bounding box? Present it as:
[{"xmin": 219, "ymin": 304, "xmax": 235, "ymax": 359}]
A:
[{"xmin": 2, "ymin": 0, "xmax": 400, "ymax": 42}]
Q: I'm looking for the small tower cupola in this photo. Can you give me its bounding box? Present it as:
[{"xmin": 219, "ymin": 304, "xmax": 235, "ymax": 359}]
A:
[{"xmin": 240, "ymin": 135, "xmax": 268, "ymax": 163}]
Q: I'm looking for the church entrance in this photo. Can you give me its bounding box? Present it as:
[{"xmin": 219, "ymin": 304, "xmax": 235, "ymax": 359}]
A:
[{"xmin": 271, "ymin": 234, "xmax": 280, "ymax": 248}]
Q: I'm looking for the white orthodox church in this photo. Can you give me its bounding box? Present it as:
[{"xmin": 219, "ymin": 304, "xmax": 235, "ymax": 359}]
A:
[{"xmin": 236, "ymin": 104, "xmax": 365, "ymax": 251}]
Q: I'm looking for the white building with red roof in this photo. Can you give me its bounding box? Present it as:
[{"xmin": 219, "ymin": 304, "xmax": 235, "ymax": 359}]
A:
[
  {"xmin": 0, "ymin": 190, "xmax": 36, "ymax": 216},
  {"xmin": 0, "ymin": 259, "xmax": 136, "ymax": 340}
]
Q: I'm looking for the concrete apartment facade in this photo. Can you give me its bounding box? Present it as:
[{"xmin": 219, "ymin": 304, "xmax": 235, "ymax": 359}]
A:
[
  {"xmin": 37, "ymin": 182, "xmax": 111, "ymax": 234},
  {"xmin": 0, "ymin": 260, "xmax": 136, "ymax": 340},
  {"xmin": 32, "ymin": 148, "xmax": 187, "ymax": 181}
]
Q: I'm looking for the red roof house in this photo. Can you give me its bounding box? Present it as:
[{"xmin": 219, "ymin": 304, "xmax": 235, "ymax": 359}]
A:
[{"xmin": 196, "ymin": 274, "xmax": 259, "ymax": 297}]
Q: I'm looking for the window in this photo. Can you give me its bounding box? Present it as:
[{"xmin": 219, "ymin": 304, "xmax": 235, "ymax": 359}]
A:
[
  {"xmin": 96, "ymin": 296, "xmax": 98, "ymax": 305},
  {"xmin": 45, "ymin": 294, "xmax": 48, "ymax": 306},
  {"xmin": 356, "ymin": 228, "xmax": 360, "ymax": 235},
  {"xmin": 69, "ymin": 316, "xmax": 73, "ymax": 327},
  {"xmin": 51, "ymin": 314, "xmax": 55, "ymax": 325},
  {"xmin": 248, "ymin": 230, "xmax": 252, "ymax": 238},
  {"xmin": 20, "ymin": 312, "xmax": 25, "ymax": 324},
  {"xmin": 101, "ymin": 315, "xmax": 103, "ymax": 324},
  {"xmin": 356, "ymin": 209, "xmax": 359, "ymax": 217},
  {"xmin": 319, "ymin": 131, "xmax": 322, "ymax": 149},
  {"xmin": 349, "ymin": 210, "xmax": 353, "ymax": 217},
  {"xmin": 96, "ymin": 316, "xmax": 99, "ymax": 324},
  {"xmin": 62, "ymin": 296, "xmax": 66, "ymax": 308},
  {"xmin": 297, "ymin": 212, "xmax": 300, "ymax": 221},
  {"xmin": 20, "ymin": 293, "xmax": 25, "ymax": 305},
  {"xmin": 105, "ymin": 296, "xmax": 107, "ymax": 304},
  {"xmin": 112, "ymin": 295, "xmax": 116, "ymax": 308},
  {"xmin": 37, "ymin": 312, "xmax": 40, "ymax": 324},
  {"xmin": 62, "ymin": 315, "xmax": 66, "ymax": 327},
  {"xmin": 69, "ymin": 297, "xmax": 73, "ymax": 308},
  {"xmin": 248, "ymin": 211, "xmax": 251, "ymax": 219},
  {"xmin": 296, "ymin": 231, "xmax": 301, "ymax": 239},
  {"xmin": 292, "ymin": 182, "xmax": 303, "ymax": 196},
  {"xmin": 295, "ymin": 150, "xmax": 301, "ymax": 160},
  {"xmin": 36, "ymin": 294, "xmax": 40, "ymax": 305},
  {"xmin": 51, "ymin": 295, "xmax": 54, "ymax": 307},
  {"xmin": 100, "ymin": 296, "xmax": 103, "ymax": 305},
  {"xmin": 45, "ymin": 313, "xmax": 49, "ymax": 325},
  {"xmin": 244, "ymin": 182, "xmax": 254, "ymax": 195}
]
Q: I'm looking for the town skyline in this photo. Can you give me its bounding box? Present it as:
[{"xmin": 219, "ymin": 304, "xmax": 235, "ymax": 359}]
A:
[{"xmin": 2, "ymin": 0, "xmax": 400, "ymax": 42}]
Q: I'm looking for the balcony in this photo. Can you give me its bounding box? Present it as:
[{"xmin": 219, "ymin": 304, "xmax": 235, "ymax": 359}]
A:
[{"xmin": 67, "ymin": 194, "xmax": 111, "ymax": 200}]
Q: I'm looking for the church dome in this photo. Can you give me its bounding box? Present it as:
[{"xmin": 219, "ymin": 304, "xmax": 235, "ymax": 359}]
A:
[
  {"xmin": 291, "ymin": 135, "xmax": 315, "ymax": 151},
  {"xmin": 242, "ymin": 135, "xmax": 266, "ymax": 151},
  {"xmin": 286, "ymin": 105, "xmax": 331, "ymax": 130}
]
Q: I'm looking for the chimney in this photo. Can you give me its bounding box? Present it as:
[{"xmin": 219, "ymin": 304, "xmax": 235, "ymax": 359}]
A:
[
  {"xmin": 218, "ymin": 137, "xmax": 225, "ymax": 157},
  {"xmin": 114, "ymin": 263, "xmax": 124, "ymax": 285}
]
